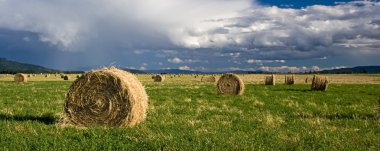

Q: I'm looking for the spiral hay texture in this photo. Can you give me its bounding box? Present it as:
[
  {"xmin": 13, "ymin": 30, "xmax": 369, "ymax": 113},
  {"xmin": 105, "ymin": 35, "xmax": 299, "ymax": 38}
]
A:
[
  {"xmin": 201, "ymin": 76, "xmax": 216, "ymax": 82},
  {"xmin": 216, "ymin": 73, "xmax": 244, "ymax": 95},
  {"xmin": 14, "ymin": 73, "xmax": 27, "ymax": 83},
  {"xmin": 64, "ymin": 67, "xmax": 148, "ymax": 127},
  {"xmin": 285, "ymin": 75, "xmax": 295, "ymax": 85},
  {"xmin": 311, "ymin": 75, "xmax": 329, "ymax": 91},
  {"xmin": 153, "ymin": 74, "xmax": 165, "ymax": 82},
  {"xmin": 265, "ymin": 74, "xmax": 276, "ymax": 85}
]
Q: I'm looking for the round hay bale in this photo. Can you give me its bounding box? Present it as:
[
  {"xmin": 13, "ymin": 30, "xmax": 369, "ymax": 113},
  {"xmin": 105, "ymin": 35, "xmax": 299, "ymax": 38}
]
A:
[
  {"xmin": 265, "ymin": 74, "xmax": 276, "ymax": 85},
  {"xmin": 45, "ymin": 74, "xmax": 49, "ymax": 78},
  {"xmin": 153, "ymin": 74, "xmax": 165, "ymax": 82},
  {"xmin": 201, "ymin": 76, "xmax": 216, "ymax": 82},
  {"xmin": 14, "ymin": 73, "xmax": 27, "ymax": 83},
  {"xmin": 216, "ymin": 73, "xmax": 244, "ymax": 95},
  {"xmin": 285, "ymin": 74, "xmax": 295, "ymax": 85},
  {"xmin": 311, "ymin": 75, "xmax": 329, "ymax": 91},
  {"xmin": 64, "ymin": 67, "xmax": 148, "ymax": 127},
  {"xmin": 63, "ymin": 75, "xmax": 69, "ymax": 80}
]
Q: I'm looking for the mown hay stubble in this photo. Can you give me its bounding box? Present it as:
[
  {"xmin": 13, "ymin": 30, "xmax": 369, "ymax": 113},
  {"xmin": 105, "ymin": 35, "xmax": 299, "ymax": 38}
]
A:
[{"xmin": 201, "ymin": 76, "xmax": 216, "ymax": 82}]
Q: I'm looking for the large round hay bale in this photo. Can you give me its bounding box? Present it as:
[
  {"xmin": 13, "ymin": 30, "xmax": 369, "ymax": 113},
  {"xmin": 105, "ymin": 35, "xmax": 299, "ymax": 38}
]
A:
[
  {"xmin": 201, "ymin": 76, "xmax": 216, "ymax": 82},
  {"xmin": 64, "ymin": 67, "xmax": 148, "ymax": 127},
  {"xmin": 216, "ymin": 73, "xmax": 244, "ymax": 95},
  {"xmin": 14, "ymin": 73, "xmax": 27, "ymax": 83},
  {"xmin": 265, "ymin": 74, "xmax": 276, "ymax": 85},
  {"xmin": 311, "ymin": 75, "xmax": 329, "ymax": 91},
  {"xmin": 285, "ymin": 75, "xmax": 295, "ymax": 85},
  {"xmin": 153, "ymin": 74, "xmax": 165, "ymax": 82},
  {"xmin": 63, "ymin": 75, "xmax": 69, "ymax": 80}
]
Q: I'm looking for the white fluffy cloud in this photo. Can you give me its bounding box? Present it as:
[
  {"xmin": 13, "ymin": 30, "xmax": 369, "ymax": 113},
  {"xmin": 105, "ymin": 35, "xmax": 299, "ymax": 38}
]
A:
[
  {"xmin": 225, "ymin": 65, "xmax": 346, "ymax": 73},
  {"xmin": 177, "ymin": 1, "xmax": 380, "ymax": 59},
  {"xmin": 0, "ymin": 0, "xmax": 251, "ymax": 51},
  {"xmin": 179, "ymin": 65, "xmax": 191, "ymax": 70},
  {"xmin": 168, "ymin": 57, "xmax": 183, "ymax": 64}
]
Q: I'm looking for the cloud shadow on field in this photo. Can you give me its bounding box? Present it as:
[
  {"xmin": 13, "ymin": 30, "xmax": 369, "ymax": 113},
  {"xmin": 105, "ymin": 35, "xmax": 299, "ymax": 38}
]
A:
[{"xmin": 0, "ymin": 113, "xmax": 56, "ymax": 125}]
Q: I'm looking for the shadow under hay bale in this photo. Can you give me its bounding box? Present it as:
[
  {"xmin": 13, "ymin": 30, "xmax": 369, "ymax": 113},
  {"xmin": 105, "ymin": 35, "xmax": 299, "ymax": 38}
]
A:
[
  {"xmin": 285, "ymin": 75, "xmax": 295, "ymax": 85},
  {"xmin": 216, "ymin": 73, "xmax": 244, "ymax": 95},
  {"xmin": 14, "ymin": 73, "xmax": 27, "ymax": 83},
  {"xmin": 152, "ymin": 74, "xmax": 165, "ymax": 82},
  {"xmin": 64, "ymin": 67, "xmax": 148, "ymax": 127},
  {"xmin": 201, "ymin": 76, "xmax": 216, "ymax": 82},
  {"xmin": 265, "ymin": 74, "xmax": 275, "ymax": 85},
  {"xmin": 311, "ymin": 75, "xmax": 329, "ymax": 91}
]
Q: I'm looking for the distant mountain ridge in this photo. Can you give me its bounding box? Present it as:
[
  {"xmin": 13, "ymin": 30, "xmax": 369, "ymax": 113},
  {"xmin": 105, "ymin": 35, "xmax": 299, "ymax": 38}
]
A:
[
  {"xmin": 0, "ymin": 57, "xmax": 58, "ymax": 73},
  {"xmin": 318, "ymin": 66, "xmax": 380, "ymax": 74},
  {"xmin": 1, "ymin": 57, "xmax": 379, "ymax": 74}
]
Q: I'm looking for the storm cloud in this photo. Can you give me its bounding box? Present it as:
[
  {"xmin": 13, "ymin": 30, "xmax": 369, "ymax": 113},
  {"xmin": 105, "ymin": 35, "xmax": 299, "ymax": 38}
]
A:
[{"xmin": 0, "ymin": 0, "xmax": 379, "ymax": 71}]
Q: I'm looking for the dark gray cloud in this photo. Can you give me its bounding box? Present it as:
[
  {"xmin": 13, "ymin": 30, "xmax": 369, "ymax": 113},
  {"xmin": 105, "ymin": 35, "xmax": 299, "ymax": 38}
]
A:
[{"xmin": 0, "ymin": 0, "xmax": 379, "ymax": 71}]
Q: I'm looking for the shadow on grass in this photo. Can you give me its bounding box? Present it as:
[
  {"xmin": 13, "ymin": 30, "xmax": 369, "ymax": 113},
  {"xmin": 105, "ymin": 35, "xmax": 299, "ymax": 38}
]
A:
[
  {"xmin": 291, "ymin": 113, "xmax": 377, "ymax": 120},
  {"xmin": 272, "ymin": 88, "xmax": 312, "ymax": 92},
  {"xmin": 0, "ymin": 113, "xmax": 56, "ymax": 125}
]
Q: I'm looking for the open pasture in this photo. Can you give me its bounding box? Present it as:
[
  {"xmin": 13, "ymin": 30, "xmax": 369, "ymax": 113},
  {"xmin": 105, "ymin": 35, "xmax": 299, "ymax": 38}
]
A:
[{"xmin": 0, "ymin": 74, "xmax": 379, "ymax": 150}]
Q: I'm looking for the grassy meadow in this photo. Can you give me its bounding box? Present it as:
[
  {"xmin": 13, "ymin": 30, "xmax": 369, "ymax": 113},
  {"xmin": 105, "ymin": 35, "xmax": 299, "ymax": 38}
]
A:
[{"xmin": 0, "ymin": 74, "xmax": 379, "ymax": 150}]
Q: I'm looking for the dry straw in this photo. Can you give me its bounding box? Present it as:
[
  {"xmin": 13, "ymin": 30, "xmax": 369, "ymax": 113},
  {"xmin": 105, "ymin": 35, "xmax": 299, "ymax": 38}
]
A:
[
  {"xmin": 285, "ymin": 75, "xmax": 295, "ymax": 85},
  {"xmin": 14, "ymin": 73, "xmax": 27, "ymax": 83},
  {"xmin": 201, "ymin": 76, "xmax": 216, "ymax": 82},
  {"xmin": 216, "ymin": 73, "xmax": 244, "ymax": 95},
  {"xmin": 265, "ymin": 74, "xmax": 276, "ymax": 85},
  {"xmin": 152, "ymin": 74, "xmax": 165, "ymax": 82},
  {"xmin": 63, "ymin": 67, "xmax": 148, "ymax": 127},
  {"xmin": 311, "ymin": 75, "xmax": 329, "ymax": 91}
]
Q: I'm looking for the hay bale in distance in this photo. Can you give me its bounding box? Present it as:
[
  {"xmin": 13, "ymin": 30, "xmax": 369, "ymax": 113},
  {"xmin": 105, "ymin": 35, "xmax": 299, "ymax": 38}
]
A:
[
  {"xmin": 311, "ymin": 75, "xmax": 329, "ymax": 91},
  {"xmin": 14, "ymin": 73, "xmax": 27, "ymax": 83},
  {"xmin": 265, "ymin": 74, "xmax": 276, "ymax": 85},
  {"xmin": 153, "ymin": 74, "xmax": 165, "ymax": 82},
  {"xmin": 305, "ymin": 77, "xmax": 310, "ymax": 83},
  {"xmin": 45, "ymin": 74, "xmax": 49, "ymax": 78},
  {"xmin": 63, "ymin": 75, "xmax": 69, "ymax": 80},
  {"xmin": 64, "ymin": 67, "xmax": 148, "ymax": 127},
  {"xmin": 216, "ymin": 73, "xmax": 244, "ymax": 95},
  {"xmin": 285, "ymin": 75, "xmax": 295, "ymax": 85},
  {"xmin": 201, "ymin": 76, "xmax": 216, "ymax": 82}
]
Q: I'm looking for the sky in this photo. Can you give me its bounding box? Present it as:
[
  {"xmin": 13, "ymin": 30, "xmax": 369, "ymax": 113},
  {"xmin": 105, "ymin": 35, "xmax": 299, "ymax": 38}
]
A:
[{"xmin": 0, "ymin": 0, "xmax": 379, "ymax": 72}]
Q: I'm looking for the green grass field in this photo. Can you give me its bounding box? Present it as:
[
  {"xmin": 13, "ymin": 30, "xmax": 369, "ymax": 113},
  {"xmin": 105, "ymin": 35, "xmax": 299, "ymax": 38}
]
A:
[{"xmin": 0, "ymin": 78, "xmax": 379, "ymax": 150}]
